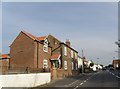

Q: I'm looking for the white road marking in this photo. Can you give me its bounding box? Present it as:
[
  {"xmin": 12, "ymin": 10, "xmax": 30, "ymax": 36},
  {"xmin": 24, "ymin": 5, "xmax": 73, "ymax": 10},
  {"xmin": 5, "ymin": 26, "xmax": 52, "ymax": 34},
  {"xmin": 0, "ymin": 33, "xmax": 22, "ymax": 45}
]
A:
[
  {"xmin": 84, "ymin": 80, "xmax": 87, "ymax": 83},
  {"xmin": 76, "ymin": 86, "xmax": 79, "ymax": 88},
  {"xmin": 116, "ymin": 75, "xmax": 120, "ymax": 78},
  {"xmin": 64, "ymin": 80, "xmax": 79, "ymax": 87},
  {"xmin": 108, "ymin": 71, "xmax": 120, "ymax": 79},
  {"xmin": 112, "ymin": 73, "xmax": 114, "ymax": 75},
  {"xmin": 80, "ymin": 83, "xmax": 83, "ymax": 85},
  {"xmin": 74, "ymin": 86, "xmax": 79, "ymax": 89}
]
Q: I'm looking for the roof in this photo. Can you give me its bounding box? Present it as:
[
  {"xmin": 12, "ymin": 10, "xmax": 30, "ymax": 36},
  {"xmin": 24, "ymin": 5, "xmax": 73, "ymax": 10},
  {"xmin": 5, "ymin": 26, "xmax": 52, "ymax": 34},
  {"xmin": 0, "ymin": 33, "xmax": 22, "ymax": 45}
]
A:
[
  {"xmin": 51, "ymin": 54, "xmax": 61, "ymax": 60},
  {"xmin": 22, "ymin": 31, "xmax": 38, "ymax": 41},
  {"xmin": 48, "ymin": 34, "xmax": 61, "ymax": 43},
  {"xmin": 0, "ymin": 54, "xmax": 10, "ymax": 59},
  {"xmin": 37, "ymin": 36, "xmax": 47, "ymax": 41},
  {"xmin": 22, "ymin": 31, "xmax": 47, "ymax": 42},
  {"xmin": 60, "ymin": 42, "xmax": 78, "ymax": 53}
]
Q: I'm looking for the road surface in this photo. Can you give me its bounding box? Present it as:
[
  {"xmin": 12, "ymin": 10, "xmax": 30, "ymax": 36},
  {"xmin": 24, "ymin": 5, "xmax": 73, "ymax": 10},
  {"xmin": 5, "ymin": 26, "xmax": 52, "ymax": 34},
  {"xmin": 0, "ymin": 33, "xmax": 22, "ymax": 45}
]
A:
[{"xmin": 33, "ymin": 70, "xmax": 120, "ymax": 89}]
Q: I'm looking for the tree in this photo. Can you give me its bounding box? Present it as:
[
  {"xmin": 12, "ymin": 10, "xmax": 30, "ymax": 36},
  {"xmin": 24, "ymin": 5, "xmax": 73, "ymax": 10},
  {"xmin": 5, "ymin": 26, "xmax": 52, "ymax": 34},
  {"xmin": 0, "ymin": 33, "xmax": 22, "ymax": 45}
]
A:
[{"xmin": 90, "ymin": 62, "xmax": 94, "ymax": 67}]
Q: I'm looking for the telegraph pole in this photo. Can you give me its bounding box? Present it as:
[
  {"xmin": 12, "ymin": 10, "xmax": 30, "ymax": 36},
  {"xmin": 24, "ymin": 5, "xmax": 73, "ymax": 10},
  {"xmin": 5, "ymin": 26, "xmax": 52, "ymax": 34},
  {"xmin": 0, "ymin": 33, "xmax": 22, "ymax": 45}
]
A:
[{"xmin": 115, "ymin": 40, "xmax": 120, "ymax": 59}]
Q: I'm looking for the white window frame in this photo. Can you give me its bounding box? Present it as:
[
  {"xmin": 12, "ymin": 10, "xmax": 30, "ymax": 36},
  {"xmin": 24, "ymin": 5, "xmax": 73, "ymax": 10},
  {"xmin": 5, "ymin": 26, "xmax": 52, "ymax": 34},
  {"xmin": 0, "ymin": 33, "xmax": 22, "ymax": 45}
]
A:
[
  {"xmin": 64, "ymin": 46, "xmax": 67, "ymax": 56},
  {"xmin": 43, "ymin": 39, "xmax": 48, "ymax": 52},
  {"xmin": 75, "ymin": 53, "xmax": 78, "ymax": 59},
  {"xmin": 72, "ymin": 62, "xmax": 74, "ymax": 70},
  {"xmin": 43, "ymin": 59, "xmax": 48, "ymax": 68},
  {"xmin": 64, "ymin": 61, "xmax": 67, "ymax": 70},
  {"xmin": 55, "ymin": 41, "xmax": 57, "ymax": 45},
  {"xmin": 76, "ymin": 63, "xmax": 78, "ymax": 70},
  {"xmin": 71, "ymin": 50, "xmax": 74, "ymax": 58}
]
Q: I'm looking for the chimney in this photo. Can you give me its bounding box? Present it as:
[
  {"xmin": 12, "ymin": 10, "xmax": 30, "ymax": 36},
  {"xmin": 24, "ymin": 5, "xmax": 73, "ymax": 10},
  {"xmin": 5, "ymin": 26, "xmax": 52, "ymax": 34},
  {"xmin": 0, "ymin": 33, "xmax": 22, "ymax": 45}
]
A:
[{"xmin": 66, "ymin": 39, "xmax": 70, "ymax": 47}]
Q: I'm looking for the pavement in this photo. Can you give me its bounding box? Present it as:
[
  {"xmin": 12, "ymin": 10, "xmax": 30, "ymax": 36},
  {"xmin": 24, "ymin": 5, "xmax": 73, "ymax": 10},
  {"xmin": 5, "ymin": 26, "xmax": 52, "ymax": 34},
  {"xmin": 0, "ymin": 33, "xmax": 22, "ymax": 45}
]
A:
[{"xmin": 31, "ymin": 70, "xmax": 120, "ymax": 89}]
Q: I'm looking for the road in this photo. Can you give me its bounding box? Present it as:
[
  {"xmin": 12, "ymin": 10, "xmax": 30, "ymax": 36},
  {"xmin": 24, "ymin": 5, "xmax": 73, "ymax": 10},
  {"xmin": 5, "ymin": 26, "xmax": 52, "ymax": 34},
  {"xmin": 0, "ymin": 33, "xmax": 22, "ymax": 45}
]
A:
[{"xmin": 33, "ymin": 70, "xmax": 120, "ymax": 89}]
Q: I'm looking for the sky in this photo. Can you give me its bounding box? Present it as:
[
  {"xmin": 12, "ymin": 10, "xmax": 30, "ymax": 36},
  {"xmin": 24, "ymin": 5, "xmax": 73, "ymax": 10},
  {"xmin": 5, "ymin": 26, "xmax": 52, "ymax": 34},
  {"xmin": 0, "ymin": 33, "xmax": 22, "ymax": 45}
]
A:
[
  {"xmin": 0, "ymin": 2, "xmax": 2, "ymax": 53},
  {"xmin": 2, "ymin": 2, "xmax": 118, "ymax": 66}
]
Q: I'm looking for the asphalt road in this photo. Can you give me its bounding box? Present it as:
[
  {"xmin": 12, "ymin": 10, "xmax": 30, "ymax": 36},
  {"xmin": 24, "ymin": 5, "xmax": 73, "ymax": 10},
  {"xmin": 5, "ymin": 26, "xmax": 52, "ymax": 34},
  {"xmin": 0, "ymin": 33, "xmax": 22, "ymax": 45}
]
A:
[{"xmin": 32, "ymin": 70, "xmax": 120, "ymax": 89}]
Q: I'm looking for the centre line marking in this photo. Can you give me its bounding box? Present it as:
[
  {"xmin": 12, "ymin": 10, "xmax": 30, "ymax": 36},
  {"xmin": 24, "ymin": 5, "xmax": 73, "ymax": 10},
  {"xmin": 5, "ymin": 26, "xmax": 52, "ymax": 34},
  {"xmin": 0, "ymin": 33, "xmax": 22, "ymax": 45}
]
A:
[
  {"xmin": 76, "ymin": 86, "xmax": 79, "ymax": 88},
  {"xmin": 80, "ymin": 83, "xmax": 83, "ymax": 85},
  {"xmin": 74, "ymin": 86, "xmax": 78, "ymax": 89}
]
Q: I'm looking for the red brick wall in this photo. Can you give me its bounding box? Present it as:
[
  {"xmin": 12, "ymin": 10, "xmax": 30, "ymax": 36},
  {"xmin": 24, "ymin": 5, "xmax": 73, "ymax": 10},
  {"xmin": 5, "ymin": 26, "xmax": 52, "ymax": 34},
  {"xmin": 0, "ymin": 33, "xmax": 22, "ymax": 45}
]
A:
[
  {"xmin": 37, "ymin": 43, "xmax": 51, "ymax": 69},
  {"xmin": 10, "ymin": 32, "xmax": 35, "ymax": 69}
]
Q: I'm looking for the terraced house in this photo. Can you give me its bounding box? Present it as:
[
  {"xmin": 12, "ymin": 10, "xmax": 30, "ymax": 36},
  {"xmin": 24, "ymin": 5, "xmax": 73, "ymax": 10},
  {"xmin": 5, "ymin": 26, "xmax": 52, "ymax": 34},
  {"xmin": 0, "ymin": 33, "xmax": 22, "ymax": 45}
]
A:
[
  {"xmin": 2, "ymin": 31, "xmax": 78, "ymax": 79},
  {"xmin": 48, "ymin": 35, "xmax": 78, "ymax": 79}
]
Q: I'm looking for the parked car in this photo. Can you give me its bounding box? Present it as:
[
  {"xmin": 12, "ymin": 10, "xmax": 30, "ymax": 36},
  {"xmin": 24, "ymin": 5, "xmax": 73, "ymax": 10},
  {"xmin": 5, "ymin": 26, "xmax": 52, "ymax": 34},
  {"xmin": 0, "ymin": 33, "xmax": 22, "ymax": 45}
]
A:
[
  {"xmin": 109, "ymin": 67, "xmax": 114, "ymax": 71},
  {"xmin": 102, "ymin": 67, "xmax": 106, "ymax": 71}
]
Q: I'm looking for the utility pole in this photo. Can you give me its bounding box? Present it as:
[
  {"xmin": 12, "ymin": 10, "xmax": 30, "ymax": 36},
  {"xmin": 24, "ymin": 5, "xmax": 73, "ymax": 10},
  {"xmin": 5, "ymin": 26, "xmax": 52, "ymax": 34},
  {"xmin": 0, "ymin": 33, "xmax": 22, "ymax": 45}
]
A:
[
  {"xmin": 115, "ymin": 40, "xmax": 120, "ymax": 59},
  {"xmin": 82, "ymin": 49, "xmax": 85, "ymax": 73},
  {"xmin": 82, "ymin": 49, "xmax": 84, "ymax": 58}
]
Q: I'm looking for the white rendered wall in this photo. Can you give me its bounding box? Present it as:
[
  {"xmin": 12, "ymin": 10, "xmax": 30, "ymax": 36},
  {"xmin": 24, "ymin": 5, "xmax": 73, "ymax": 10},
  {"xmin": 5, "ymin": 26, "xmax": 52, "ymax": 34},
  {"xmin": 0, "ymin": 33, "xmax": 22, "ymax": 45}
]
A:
[{"xmin": 0, "ymin": 73, "xmax": 51, "ymax": 88}]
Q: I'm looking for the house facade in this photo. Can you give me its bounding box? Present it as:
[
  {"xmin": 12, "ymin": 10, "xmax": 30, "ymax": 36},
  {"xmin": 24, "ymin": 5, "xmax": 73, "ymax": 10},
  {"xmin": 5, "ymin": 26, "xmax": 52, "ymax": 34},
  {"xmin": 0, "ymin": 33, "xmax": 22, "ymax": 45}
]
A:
[
  {"xmin": 47, "ymin": 35, "xmax": 78, "ymax": 78},
  {"xmin": 112, "ymin": 59, "xmax": 120, "ymax": 69},
  {"xmin": 78, "ymin": 56, "xmax": 84, "ymax": 73},
  {"xmin": 2, "ymin": 31, "xmax": 80, "ymax": 79},
  {"xmin": 0, "ymin": 54, "xmax": 10, "ymax": 74},
  {"xmin": 10, "ymin": 31, "xmax": 51, "ymax": 72}
]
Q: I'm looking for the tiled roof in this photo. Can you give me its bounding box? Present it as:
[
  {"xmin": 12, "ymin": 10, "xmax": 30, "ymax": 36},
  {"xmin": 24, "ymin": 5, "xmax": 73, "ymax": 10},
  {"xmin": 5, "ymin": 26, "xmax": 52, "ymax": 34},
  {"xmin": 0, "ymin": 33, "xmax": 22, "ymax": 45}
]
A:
[
  {"xmin": 60, "ymin": 42, "xmax": 78, "ymax": 53},
  {"xmin": 22, "ymin": 31, "xmax": 38, "ymax": 41},
  {"xmin": 51, "ymin": 54, "xmax": 61, "ymax": 60},
  {"xmin": 0, "ymin": 54, "xmax": 10, "ymax": 59},
  {"xmin": 22, "ymin": 31, "xmax": 46, "ymax": 42},
  {"xmin": 37, "ymin": 36, "xmax": 47, "ymax": 41}
]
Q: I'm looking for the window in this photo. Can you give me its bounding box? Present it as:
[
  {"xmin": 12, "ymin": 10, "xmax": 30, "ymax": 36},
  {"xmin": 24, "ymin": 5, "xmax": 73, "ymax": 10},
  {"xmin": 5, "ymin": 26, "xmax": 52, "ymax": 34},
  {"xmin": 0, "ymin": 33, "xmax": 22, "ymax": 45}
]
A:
[
  {"xmin": 75, "ymin": 53, "xmax": 78, "ymax": 59},
  {"xmin": 71, "ymin": 50, "xmax": 74, "ymax": 58},
  {"xmin": 76, "ymin": 63, "xmax": 78, "ymax": 70},
  {"xmin": 43, "ymin": 39, "xmax": 48, "ymax": 52},
  {"xmin": 54, "ymin": 41, "xmax": 57, "ymax": 45},
  {"xmin": 43, "ymin": 60, "xmax": 48, "ymax": 68},
  {"xmin": 43, "ymin": 45, "xmax": 48, "ymax": 52},
  {"xmin": 72, "ymin": 62, "xmax": 74, "ymax": 70},
  {"xmin": 64, "ymin": 61, "xmax": 67, "ymax": 70},
  {"xmin": 52, "ymin": 60, "xmax": 61, "ymax": 69},
  {"xmin": 64, "ymin": 46, "xmax": 67, "ymax": 56}
]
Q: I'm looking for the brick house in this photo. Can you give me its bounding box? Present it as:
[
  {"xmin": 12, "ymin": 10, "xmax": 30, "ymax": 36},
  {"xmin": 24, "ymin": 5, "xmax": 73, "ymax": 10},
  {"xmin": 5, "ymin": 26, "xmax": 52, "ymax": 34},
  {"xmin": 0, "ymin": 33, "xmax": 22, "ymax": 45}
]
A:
[
  {"xmin": 47, "ymin": 35, "xmax": 78, "ymax": 78},
  {"xmin": 112, "ymin": 59, "xmax": 120, "ymax": 69},
  {"xmin": 0, "ymin": 54, "xmax": 10, "ymax": 74},
  {"xmin": 10, "ymin": 31, "xmax": 51, "ymax": 72},
  {"xmin": 9, "ymin": 31, "xmax": 78, "ymax": 78}
]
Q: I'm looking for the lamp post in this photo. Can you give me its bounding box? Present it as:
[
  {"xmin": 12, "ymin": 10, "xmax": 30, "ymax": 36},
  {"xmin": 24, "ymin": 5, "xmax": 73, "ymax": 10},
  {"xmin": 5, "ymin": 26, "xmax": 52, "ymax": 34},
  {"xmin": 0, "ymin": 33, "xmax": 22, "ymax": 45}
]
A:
[{"xmin": 115, "ymin": 40, "xmax": 120, "ymax": 59}]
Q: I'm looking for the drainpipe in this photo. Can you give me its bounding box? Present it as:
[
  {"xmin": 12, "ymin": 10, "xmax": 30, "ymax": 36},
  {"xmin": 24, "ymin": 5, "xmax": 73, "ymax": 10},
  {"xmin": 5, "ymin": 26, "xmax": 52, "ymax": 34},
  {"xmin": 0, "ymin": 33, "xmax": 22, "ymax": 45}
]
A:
[{"xmin": 37, "ymin": 42, "xmax": 39, "ymax": 69}]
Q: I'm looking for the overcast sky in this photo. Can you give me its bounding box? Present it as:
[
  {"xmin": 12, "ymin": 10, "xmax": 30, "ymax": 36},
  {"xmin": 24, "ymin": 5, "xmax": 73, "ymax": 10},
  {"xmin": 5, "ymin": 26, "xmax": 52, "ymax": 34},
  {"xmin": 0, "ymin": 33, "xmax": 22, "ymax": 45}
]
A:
[{"xmin": 2, "ymin": 2, "xmax": 118, "ymax": 66}]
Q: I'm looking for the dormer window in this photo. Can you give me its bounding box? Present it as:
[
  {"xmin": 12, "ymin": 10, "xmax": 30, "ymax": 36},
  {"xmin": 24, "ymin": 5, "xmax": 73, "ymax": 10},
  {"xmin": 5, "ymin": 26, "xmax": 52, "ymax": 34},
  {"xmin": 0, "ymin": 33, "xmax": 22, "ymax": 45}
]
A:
[
  {"xmin": 55, "ymin": 41, "xmax": 57, "ymax": 45},
  {"xmin": 43, "ymin": 39, "xmax": 48, "ymax": 52}
]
